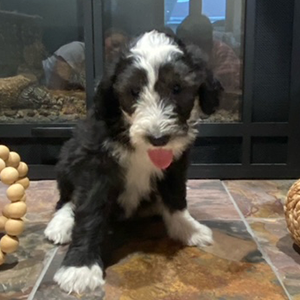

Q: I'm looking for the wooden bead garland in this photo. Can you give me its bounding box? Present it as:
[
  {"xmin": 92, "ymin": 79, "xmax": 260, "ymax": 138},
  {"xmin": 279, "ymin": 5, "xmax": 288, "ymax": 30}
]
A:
[{"xmin": 0, "ymin": 145, "xmax": 29, "ymax": 265}]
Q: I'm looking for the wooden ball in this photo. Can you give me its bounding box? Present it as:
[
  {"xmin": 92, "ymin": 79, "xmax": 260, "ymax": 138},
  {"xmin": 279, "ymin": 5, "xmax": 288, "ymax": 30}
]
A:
[
  {"xmin": 6, "ymin": 152, "xmax": 21, "ymax": 168},
  {"xmin": 0, "ymin": 145, "xmax": 9, "ymax": 161},
  {"xmin": 5, "ymin": 219, "xmax": 24, "ymax": 236},
  {"xmin": 16, "ymin": 177, "xmax": 30, "ymax": 189},
  {"xmin": 0, "ymin": 235, "xmax": 19, "ymax": 254},
  {"xmin": 2, "ymin": 204, "xmax": 10, "ymax": 218},
  {"xmin": 0, "ymin": 216, "xmax": 8, "ymax": 231},
  {"xmin": 0, "ymin": 167, "xmax": 19, "ymax": 185},
  {"xmin": 7, "ymin": 201, "xmax": 27, "ymax": 219},
  {"xmin": 0, "ymin": 158, "xmax": 5, "ymax": 173},
  {"xmin": 0, "ymin": 250, "xmax": 5, "ymax": 265},
  {"xmin": 17, "ymin": 162, "xmax": 28, "ymax": 178},
  {"xmin": 6, "ymin": 183, "xmax": 25, "ymax": 202}
]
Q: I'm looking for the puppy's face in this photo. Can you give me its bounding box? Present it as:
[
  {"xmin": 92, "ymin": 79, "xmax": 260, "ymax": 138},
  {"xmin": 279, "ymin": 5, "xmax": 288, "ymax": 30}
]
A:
[
  {"xmin": 113, "ymin": 32, "xmax": 209, "ymax": 156},
  {"xmin": 97, "ymin": 31, "xmax": 221, "ymax": 168}
]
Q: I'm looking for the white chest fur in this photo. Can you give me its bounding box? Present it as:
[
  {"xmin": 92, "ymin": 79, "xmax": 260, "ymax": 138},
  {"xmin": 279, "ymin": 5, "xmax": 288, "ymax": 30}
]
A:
[{"xmin": 117, "ymin": 149, "xmax": 163, "ymax": 217}]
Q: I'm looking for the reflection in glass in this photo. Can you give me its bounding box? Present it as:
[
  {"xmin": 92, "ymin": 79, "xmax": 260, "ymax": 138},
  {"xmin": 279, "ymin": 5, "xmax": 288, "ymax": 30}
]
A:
[
  {"xmin": 0, "ymin": 1, "xmax": 86, "ymax": 123},
  {"xmin": 166, "ymin": 0, "xmax": 244, "ymax": 122},
  {"xmin": 104, "ymin": 28, "xmax": 129, "ymax": 63}
]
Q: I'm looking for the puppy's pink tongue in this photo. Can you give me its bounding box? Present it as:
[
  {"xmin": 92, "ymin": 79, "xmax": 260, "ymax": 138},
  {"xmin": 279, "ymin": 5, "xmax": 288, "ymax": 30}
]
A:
[{"xmin": 147, "ymin": 149, "xmax": 173, "ymax": 170}]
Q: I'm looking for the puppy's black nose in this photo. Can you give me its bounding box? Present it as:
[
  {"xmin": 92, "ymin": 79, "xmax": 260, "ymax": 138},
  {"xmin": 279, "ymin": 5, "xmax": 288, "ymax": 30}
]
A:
[{"xmin": 147, "ymin": 135, "xmax": 170, "ymax": 147}]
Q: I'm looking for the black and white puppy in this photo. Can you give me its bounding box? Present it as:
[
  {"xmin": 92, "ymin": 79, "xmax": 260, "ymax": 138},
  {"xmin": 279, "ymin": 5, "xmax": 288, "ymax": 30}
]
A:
[{"xmin": 44, "ymin": 30, "xmax": 221, "ymax": 294}]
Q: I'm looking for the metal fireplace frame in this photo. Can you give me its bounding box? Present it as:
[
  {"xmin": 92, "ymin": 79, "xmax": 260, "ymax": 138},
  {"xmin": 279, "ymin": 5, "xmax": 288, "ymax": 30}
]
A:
[{"xmin": 0, "ymin": 0, "xmax": 299, "ymax": 180}]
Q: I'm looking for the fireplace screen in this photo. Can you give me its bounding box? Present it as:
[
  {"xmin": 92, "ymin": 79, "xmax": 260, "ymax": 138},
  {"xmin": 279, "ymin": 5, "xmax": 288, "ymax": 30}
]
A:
[{"xmin": 0, "ymin": 1, "xmax": 86, "ymax": 123}]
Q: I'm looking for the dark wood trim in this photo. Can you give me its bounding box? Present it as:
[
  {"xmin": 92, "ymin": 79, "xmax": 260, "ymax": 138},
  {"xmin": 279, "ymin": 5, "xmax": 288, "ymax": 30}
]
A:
[
  {"xmin": 189, "ymin": 0, "xmax": 202, "ymax": 15},
  {"xmin": 288, "ymin": 0, "xmax": 300, "ymax": 167},
  {"xmin": 28, "ymin": 165, "xmax": 56, "ymax": 180},
  {"xmin": 188, "ymin": 164, "xmax": 299, "ymax": 179},
  {"xmin": 241, "ymin": 0, "xmax": 256, "ymax": 166},
  {"xmin": 92, "ymin": 0, "xmax": 105, "ymax": 90},
  {"xmin": 0, "ymin": 123, "xmax": 289, "ymax": 138},
  {"xmin": 83, "ymin": 0, "xmax": 95, "ymax": 109},
  {"xmin": 27, "ymin": 164, "xmax": 300, "ymax": 180}
]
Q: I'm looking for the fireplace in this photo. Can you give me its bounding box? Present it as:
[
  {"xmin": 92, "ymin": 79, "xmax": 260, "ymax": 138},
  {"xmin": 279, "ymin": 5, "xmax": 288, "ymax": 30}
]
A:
[{"xmin": 0, "ymin": 0, "xmax": 299, "ymax": 179}]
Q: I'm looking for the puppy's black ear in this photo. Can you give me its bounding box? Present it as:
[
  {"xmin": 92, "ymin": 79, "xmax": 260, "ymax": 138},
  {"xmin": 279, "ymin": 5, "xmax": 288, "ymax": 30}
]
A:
[
  {"xmin": 184, "ymin": 44, "xmax": 223, "ymax": 115},
  {"xmin": 198, "ymin": 70, "xmax": 223, "ymax": 115},
  {"xmin": 93, "ymin": 60, "xmax": 120, "ymax": 121}
]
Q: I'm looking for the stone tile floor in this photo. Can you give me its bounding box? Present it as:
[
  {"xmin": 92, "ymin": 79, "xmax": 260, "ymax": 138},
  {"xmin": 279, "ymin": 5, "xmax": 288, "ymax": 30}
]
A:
[{"xmin": 0, "ymin": 179, "xmax": 299, "ymax": 299}]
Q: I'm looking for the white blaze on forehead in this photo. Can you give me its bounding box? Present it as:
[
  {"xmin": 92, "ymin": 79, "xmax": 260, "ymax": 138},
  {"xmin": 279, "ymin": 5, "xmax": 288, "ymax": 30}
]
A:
[
  {"xmin": 130, "ymin": 30, "xmax": 182, "ymax": 61},
  {"xmin": 129, "ymin": 30, "xmax": 183, "ymax": 85}
]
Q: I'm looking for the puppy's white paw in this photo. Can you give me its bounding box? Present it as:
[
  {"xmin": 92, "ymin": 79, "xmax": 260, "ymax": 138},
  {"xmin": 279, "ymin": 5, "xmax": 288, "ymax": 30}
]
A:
[
  {"xmin": 54, "ymin": 264, "xmax": 104, "ymax": 294},
  {"xmin": 163, "ymin": 208, "xmax": 213, "ymax": 247},
  {"xmin": 44, "ymin": 202, "xmax": 74, "ymax": 244},
  {"xmin": 185, "ymin": 223, "xmax": 213, "ymax": 247}
]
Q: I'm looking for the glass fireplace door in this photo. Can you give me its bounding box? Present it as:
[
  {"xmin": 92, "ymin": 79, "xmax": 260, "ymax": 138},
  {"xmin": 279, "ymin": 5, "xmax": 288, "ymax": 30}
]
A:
[{"xmin": 0, "ymin": 0, "xmax": 87, "ymax": 124}]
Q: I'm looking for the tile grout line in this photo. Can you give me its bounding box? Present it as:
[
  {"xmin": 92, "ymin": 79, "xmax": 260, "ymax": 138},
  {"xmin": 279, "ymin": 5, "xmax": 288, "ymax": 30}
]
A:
[
  {"xmin": 27, "ymin": 246, "xmax": 59, "ymax": 300},
  {"xmin": 221, "ymin": 181, "xmax": 292, "ymax": 300},
  {"xmin": 247, "ymin": 217, "xmax": 286, "ymax": 221}
]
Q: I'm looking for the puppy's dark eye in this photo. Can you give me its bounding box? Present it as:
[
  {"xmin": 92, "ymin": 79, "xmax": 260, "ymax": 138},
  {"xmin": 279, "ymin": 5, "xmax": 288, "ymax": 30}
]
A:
[
  {"xmin": 131, "ymin": 87, "xmax": 140, "ymax": 98},
  {"xmin": 172, "ymin": 84, "xmax": 182, "ymax": 95}
]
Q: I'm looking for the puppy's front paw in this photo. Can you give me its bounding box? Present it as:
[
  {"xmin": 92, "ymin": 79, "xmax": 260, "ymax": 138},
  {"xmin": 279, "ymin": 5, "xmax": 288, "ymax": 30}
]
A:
[
  {"xmin": 163, "ymin": 209, "xmax": 213, "ymax": 248},
  {"xmin": 44, "ymin": 202, "xmax": 74, "ymax": 245},
  {"xmin": 186, "ymin": 223, "xmax": 213, "ymax": 247},
  {"xmin": 54, "ymin": 264, "xmax": 104, "ymax": 294}
]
